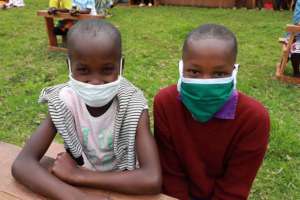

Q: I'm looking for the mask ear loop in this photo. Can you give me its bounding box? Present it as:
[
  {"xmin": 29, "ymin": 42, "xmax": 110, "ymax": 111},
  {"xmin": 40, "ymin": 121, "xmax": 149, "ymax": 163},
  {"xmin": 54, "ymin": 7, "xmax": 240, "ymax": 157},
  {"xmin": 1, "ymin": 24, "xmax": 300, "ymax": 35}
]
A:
[
  {"xmin": 179, "ymin": 60, "xmax": 184, "ymax": 76},
  {"xmin": 177, "ymin": 60, "xmax": 184, "ymax": 92},
  {"xmin": 233, "ymin": 64, "xmax": 239, "ymax": 90},
  {"xmin": 119, "ymin": 57, "xmax": 124, "ymax": 76},
  {"xmin": 67, "ymin": 57, "xmax": 73, "ymax": 76}
]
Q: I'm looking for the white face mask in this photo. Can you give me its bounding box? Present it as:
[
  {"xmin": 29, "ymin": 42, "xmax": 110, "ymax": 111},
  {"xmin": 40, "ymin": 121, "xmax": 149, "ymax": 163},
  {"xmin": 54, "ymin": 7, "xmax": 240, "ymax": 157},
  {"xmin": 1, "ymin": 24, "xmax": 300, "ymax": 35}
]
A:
[
  {"xmin": 177, "ymin": 60, "xmax": 239, "ymax": 92},
  {"xmin": 68, "ymin": 58, "xmax": 123, "ymax": 107}
]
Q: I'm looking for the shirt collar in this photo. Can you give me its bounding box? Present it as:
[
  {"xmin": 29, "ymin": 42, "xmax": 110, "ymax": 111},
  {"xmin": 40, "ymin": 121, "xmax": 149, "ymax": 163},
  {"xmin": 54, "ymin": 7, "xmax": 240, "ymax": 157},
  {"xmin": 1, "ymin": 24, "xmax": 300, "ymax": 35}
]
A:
[{"xmin": 214, "ymin": 90, "xmax": 238, "ymax": 120}]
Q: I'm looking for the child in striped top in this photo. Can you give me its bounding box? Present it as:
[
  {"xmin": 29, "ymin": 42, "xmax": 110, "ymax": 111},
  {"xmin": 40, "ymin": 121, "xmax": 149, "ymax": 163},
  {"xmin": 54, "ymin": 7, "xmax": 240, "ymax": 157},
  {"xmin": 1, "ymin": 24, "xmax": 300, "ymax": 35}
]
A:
[{"xmin": 12, "ymin": 19, "xmax": 161, "ymax": 200}]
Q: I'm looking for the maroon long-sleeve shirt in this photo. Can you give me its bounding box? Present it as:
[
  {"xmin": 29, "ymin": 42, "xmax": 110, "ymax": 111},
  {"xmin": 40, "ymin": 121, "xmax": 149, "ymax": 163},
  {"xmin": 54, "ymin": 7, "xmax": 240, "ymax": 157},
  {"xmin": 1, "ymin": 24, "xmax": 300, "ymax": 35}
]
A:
[{"xmin": 154, "ymin": 85, "xmax": 270, "ymax": 200}]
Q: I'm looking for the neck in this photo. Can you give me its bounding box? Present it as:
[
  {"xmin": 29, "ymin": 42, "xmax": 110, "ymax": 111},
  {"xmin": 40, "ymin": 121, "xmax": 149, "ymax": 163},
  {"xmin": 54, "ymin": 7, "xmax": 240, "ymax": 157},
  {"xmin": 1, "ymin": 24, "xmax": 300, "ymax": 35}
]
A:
[{"xmin": 86, "ymin": 99, "xmax": 114, "ymax": 117}]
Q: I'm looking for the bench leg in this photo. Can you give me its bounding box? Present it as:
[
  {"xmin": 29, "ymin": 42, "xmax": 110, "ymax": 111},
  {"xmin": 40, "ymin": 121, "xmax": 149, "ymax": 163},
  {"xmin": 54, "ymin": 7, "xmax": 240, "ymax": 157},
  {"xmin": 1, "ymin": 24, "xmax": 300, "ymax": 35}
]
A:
[
  {"xmin": 44, "ymin": 17, "xmax": 58, "ymax": 48},
  {"xmin": 279, "ymin": 33, "xmax": 295, "ymax": 74}
]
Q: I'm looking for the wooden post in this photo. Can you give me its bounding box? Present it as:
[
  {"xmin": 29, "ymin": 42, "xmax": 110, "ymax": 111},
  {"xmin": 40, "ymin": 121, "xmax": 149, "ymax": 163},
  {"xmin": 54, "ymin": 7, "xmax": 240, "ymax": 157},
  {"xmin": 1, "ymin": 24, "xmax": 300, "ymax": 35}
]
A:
[
  {"xmin": 279, "ymin": 32, "xmax": 295, "ymax": 74},
  {"xmin": 276, "ymin": 24, "xmax": 300, "ymax": 84},
  {"xmin": 44, "ymin": 17, "xmax": 58, "ymax": 48}
]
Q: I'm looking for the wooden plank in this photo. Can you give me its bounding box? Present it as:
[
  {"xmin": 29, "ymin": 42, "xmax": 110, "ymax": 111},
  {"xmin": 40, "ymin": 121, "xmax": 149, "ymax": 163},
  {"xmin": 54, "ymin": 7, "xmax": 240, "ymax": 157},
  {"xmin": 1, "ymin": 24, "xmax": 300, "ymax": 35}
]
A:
[
  {"xmin": 44, "ymin": 17, "xmax": 58, "ymax": 47},
  {"xmin": 286, "ymin": 24, "xmax": 300, "ymax": 33},
  {"xmin": 37, "ymin": 10, "xmax": 105, "ymax": 20},
  {"xmin": 279, "ymin": 32, "xmax": 295, "ymax": 74},
  {"xmin": 48, "ymin": 46, "xmax": 68, "ymax": 52},
  {"xmin": 0, "ymin": 142, "xmax": 177, "ymax": 200},
  {"xmin": 276, "ymin": 74, "xmax": 300, "ymax": 85},
  {"xmin": 0, "ymin": 191, "xmax": 21, "ymax": 200},
  {"xmin": 276, "ymin": 24, "xmax": 300, "ymax": 85}
]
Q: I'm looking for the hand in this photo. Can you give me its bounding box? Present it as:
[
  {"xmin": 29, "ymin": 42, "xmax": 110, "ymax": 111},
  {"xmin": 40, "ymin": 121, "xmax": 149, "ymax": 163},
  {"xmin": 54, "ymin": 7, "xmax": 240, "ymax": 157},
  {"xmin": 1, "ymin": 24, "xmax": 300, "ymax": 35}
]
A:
[
  {"xmin": 48, "ymin": 7, "xmax": 57, "ymax": 15},
  {"xmin": 70, "ymin": 7, "xmax": 80, "ymax": 16},
  {"xmin": 51, "ymin": 152, "xmax": 80, "ymax": 184}
]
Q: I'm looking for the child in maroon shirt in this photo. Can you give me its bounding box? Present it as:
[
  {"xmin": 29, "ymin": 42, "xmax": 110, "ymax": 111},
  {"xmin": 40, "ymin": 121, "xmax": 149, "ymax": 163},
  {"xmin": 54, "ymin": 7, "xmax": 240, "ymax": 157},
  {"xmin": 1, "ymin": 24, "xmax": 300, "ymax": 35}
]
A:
[{"xmin": 154, "ymin": 24, "xmax": 270, "ymax": 200}]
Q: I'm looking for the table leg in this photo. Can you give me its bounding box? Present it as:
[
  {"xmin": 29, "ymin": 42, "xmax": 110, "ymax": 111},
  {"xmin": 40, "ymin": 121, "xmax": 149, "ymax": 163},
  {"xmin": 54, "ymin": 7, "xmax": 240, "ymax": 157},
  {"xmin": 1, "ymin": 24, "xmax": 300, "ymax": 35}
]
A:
[{"xmin": 44, "ymin": 17, "xmax": 58, "ymax": 48}]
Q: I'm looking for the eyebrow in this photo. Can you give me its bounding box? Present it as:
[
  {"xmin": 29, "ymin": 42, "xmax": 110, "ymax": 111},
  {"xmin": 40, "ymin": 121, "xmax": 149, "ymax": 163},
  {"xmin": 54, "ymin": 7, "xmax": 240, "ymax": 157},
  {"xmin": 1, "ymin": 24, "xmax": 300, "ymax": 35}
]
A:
[{"xmin": 213, "ymin": 64, "xmax": 228, "ymax": 69}]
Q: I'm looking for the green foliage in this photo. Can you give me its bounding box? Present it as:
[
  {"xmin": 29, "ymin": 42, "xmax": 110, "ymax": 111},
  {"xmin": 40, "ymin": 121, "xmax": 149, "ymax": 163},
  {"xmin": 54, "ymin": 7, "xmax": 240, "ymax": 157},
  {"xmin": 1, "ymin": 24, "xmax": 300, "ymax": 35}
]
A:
[{"xmin": 0, "ymin": 2, "xmax": 299, "ymax": 199}]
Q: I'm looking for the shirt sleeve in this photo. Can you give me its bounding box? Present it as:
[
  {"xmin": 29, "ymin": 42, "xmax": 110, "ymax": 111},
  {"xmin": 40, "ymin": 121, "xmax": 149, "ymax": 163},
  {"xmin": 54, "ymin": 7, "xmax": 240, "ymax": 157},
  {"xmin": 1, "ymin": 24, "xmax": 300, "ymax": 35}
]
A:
[
  {"xmin": 212, "ymin": 107, "xmax": 270, "ymax": 200},
  {"xmin": 153, "ymin": 94, "xmax": 190, "ymax": 200},
  {"xmin": 63, "ymin": 0, "xmax": 72, "ymax": 9},
  {"xmin": 293, "ymin": 0, "xmax": 300, "ymax": 24}
]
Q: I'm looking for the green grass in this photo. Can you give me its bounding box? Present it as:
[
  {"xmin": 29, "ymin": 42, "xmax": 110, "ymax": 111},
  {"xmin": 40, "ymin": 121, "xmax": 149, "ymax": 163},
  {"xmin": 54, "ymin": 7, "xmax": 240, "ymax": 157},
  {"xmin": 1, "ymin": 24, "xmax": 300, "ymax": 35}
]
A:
[{"xmin": 1, "ymin": 1, "xmax": 300, "ymax": 199}]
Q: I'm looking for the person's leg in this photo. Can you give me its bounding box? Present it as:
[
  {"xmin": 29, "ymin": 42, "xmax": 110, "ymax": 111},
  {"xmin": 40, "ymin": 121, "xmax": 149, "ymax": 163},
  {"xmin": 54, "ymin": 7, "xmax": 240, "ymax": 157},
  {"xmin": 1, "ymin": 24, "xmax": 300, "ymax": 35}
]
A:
[
  {"xmin": 139, "ymin": 0, "xmax": 145, "ymax": 6},
  {"xmin": 257, "ymin": 0, "xmax": 263, "ymax": 9},
  {"xmin": 274, "ymin": 0, "xmax": 281, "ymax": 10},
  {"xmin": 235, "ymin": 0, "xmax": 244, "ymax": 8},
  {"xmin": 282, "ymin": 0, "xmax": 289, "ymax": 10}
]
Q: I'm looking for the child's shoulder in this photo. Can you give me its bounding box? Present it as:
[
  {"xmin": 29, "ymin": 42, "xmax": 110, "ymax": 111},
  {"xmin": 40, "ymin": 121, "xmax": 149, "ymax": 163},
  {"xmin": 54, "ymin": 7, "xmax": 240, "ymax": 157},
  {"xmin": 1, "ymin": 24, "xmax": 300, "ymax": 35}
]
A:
[
  {"xmin": 119, "ymin": 78, "xmax": 146, "ymax": 98},
  {"xmin": 38, "ymin": 83, "xmax": 69, "ymax": 104},
  {"xmin": 236, "ymin": 91, "xmax": 269, "ymax": 120},
  {"xmin": 154, "ymin": 84, "xmax": 178, "ymax": 105}
]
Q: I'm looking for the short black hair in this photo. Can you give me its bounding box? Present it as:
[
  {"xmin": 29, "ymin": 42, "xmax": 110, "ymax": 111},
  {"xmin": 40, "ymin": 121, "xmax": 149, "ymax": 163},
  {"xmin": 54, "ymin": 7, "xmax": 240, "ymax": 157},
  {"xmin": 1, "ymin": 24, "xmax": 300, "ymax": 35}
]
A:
[
  {"xmin": 67, "ymin": 19, "xmax": 122, "ymax": 56},
  {"xmin": 183, "ymin": 24, "xmax": 237, "ymax": 59}
]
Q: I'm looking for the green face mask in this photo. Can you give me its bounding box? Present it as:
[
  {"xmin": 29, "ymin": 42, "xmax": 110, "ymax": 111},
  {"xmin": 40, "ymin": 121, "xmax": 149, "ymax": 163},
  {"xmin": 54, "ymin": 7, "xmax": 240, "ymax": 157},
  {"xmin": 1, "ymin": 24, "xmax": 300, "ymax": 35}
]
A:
[{"xmin": 177, "ymin": 60, "xmax": 238, "ymax": 123}]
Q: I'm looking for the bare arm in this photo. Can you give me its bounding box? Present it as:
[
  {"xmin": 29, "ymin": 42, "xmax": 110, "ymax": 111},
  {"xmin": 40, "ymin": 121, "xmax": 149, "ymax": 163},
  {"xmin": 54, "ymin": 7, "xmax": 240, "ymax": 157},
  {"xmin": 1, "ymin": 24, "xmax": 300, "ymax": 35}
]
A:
[
  {"xmin": 11, "ymin": 115, "xmax": 104, "ymax": 200},
  {"xmin": 70, "ymin": 6, "xmax": 91, "ymax": 16},
  {"xmin": 48, "ymin": 7, "xmax": 70, "ymax": 14},
  {"xmin": 52, "ymin": 110, "xmax": 162, "ymax": 195}
]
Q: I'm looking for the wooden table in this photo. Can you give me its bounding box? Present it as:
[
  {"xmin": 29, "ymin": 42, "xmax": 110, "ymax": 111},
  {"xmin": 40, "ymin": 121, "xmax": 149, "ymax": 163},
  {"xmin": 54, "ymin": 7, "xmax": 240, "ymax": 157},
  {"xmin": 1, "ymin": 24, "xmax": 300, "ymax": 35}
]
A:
[
  {"xmin": 0, "ymin": 142, "xmax": 176, "ymax": 200},
  {"xmin": 37, "ymin": 10, "xmax": 105, "ymax": 52}
]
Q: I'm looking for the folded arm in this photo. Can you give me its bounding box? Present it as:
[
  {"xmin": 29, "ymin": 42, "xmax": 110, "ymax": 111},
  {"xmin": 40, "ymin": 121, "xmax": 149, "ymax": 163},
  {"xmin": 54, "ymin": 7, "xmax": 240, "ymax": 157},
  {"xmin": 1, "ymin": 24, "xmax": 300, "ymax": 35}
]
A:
[
  {"xmin": 11, "ymin": 115, "xmax": 104, "ymax": 200},
  {"xmin": 52, "ymin": 110, "xmax": 162, "ymax": 195}
]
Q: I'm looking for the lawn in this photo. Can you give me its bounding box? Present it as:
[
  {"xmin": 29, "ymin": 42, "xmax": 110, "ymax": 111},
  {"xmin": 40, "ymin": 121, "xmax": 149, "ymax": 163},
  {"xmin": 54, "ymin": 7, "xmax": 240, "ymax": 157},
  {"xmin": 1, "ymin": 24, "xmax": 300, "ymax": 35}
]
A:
[{"xmin": 0, "ymin": 1, "xmax": 300, "ymax": 199}]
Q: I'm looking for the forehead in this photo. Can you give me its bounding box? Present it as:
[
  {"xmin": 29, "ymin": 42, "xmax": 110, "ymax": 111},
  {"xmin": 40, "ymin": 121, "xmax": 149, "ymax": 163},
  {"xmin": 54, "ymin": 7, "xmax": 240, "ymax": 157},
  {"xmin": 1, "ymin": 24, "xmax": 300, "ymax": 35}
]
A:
[
  {"xmin": 69, "ymin": 34, "xmax": 120, "ymax": 61},
  {"xmin": 183, "ymin": 38, "xmax": 235, "ymax": 64}
]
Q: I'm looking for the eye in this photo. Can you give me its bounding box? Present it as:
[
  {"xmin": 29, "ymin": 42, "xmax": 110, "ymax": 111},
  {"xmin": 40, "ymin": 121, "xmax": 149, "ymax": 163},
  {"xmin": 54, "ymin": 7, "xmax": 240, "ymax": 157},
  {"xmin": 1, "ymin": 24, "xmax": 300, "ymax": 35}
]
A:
[
  {"xmin": 76, "ymin": 67, "xmax": 89, "ymax": 74},
  {"xmin": 186, "ymin": 69, "xmax": 201, "ymax": 77},
  {"xmin": 101, "ymin": 66, "xmax": 116, "ymax": 75},
  {"xmin": 213, "ymin": 72, "xmax": 229, "ymax": 78}
]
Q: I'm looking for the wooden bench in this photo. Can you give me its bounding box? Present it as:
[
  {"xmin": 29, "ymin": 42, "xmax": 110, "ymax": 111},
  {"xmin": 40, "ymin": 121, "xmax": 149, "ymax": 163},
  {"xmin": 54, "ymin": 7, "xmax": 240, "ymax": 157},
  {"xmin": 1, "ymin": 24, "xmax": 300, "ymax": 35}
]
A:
[
  {"xmin": 276, "ymin": 24, "xmax": 300, "ymax": 84},
  {"xmin": 37, "ymin": 10, "xmax": 105, "ymax": 52},
  {"xmin": 0, "ymin": 142, "xmax": 176, "ymax": 200}
]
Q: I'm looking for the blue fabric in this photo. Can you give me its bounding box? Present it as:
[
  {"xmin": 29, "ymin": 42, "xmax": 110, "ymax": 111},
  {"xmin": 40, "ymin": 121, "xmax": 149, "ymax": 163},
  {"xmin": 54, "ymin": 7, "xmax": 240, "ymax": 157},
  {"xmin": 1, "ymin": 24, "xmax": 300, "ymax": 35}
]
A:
[
  {"xmin": 73, "ymin": 0, "xmax": 95, "ymax": 10},
  {"xmin": 293, "ymin": 0, "xmax": 300, "ymax": 24}
]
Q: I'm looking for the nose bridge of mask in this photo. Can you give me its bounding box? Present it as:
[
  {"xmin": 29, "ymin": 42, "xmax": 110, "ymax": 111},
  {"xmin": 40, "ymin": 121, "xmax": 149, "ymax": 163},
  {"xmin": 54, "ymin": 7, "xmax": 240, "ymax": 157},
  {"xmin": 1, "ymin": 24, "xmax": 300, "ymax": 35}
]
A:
[{"xmin": 67, "ymin": 57, "xmax": 124, "ymax": 77}]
